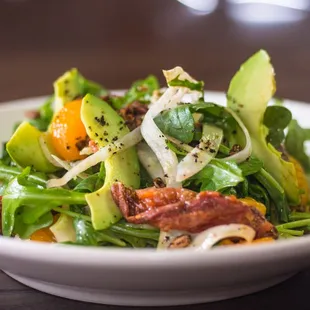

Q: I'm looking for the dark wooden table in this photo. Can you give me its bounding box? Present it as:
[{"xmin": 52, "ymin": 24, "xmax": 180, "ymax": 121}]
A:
[{"xmin": 1, "ymin": 0, "xmax": 310, "ymax": 309}]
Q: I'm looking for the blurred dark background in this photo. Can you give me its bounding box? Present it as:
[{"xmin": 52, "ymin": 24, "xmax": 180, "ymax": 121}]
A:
[{"xmin": 1, "ymin": 0, "xmax": 310, "ymax": 102}]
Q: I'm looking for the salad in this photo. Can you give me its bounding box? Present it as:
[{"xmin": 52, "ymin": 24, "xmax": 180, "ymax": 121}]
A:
[{"xmin": 1, "ymin": 49, "xmax": 310, "ymax": 250}]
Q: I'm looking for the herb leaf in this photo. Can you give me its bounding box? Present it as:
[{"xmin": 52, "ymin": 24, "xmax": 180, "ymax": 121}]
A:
[
  {"xmin": 264, "ymin": 106, "xmax": 292, "ymax": 129},
  {"xmin": 187, "ymin": 159, "xmax": 243, "ymax": 192},
  {"xmin": 238, "ymin": 156, "xmax": 264, "ymax": 177},
  {"xmin": 13, "ymin": 211, "xmax": 53, "ymax": 239},
  {"xmin": 154, "ymin": 105, "xmax": 195, "ymax": 143},
  {"xmin": 263, "ymin": 106, "xmax": 292, "ymax": 148},
  {"xmin": 189, "ymin": 102, "xmax": 238, "ymax": 137},
  {"xmin": 74, "ymin": 172, "xmax": 105, "ymax": 193},
  {"xmin": 168, "ymin": 76, "xmax": 204, "ymax": 92},
  {"xmin": 74, "ymin": 219, "xmax": 159, "ymax": 248},
  {"xmin": 28, "ymin": 95, "xmax": 54, "ymax": 132},
  {"xmin": 2, "ymin": 175, "xmax": 86, "ymax": 236},
  {"xmin": 254, "ymin": 168, "xmax": 289, "ymax": 223},
  {"xmin": 285, "ymin": 119, "xmax": 310, "ymax": 172}
]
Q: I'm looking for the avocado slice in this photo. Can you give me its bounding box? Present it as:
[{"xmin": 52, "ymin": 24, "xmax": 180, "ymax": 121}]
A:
[
  {"xmin": 53, "ymin": 68, "xmax": 107, "ymax": 113},
  {"xmin": 6, "ymin": 121, "xmax": 59, "ymax": 173},
  {"xmin": 227, "ymin": 49, "xmax": 300, "ymax": 205},
  {"xmin": 53, "ymin": 68, "xmax": 85, "ymax": 112},
  {"xmin": 81, "ymin": 94, "xmax": 140, "ymax": 230}
]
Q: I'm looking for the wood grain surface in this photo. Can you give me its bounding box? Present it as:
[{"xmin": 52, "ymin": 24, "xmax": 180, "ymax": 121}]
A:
[{"xmin": 1, "ymin": 1, "xmax": 310, "ymax": 309}]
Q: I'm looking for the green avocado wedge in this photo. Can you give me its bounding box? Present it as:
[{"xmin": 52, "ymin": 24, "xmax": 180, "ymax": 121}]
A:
[
  {"xmin": 227, "ymin": 49, "xmax": 300, "ymax": 207},
  {"xmin": 6, "ymin": 121, "xmax": 58, "ymax": 173},
  {"xmin": 53, "ymin": 68, "xmax": 85, "ymax": 113},
  {"xmin": 81, "ymin": 94, "xmax": 140, "ymax": 230}
]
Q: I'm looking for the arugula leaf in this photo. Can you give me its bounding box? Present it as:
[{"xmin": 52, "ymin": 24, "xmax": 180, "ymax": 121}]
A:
[
  {"xmin": 110, "ymin": 223, "xmax": 159, "ymax": 241},
  {"xmin": 254, "ymin": 168, "xmax": 289, "ymax": 222},
  {"xmin": 189, "ymin": 101, "xmax": 237, "ymax": 137},
  {"xmin": 285, "ymin": 119, "xmax": 310, "ymax": 172},
  {"xmin": 1, "ymin": 142, "xmax": 14, "ymax": 166},
  {"xmin": 220, "ymin": 187, "xmax": 238, "ymax": 196},
  {"xmin": 125, "ymin": 75, "xmax": 159, "ymax": 104},
  {"xmin": 74, "ymin": 219, "xmax": 159, "ymax": 247},
  {"xmin": 166, "ymin": 140, "xmax": 187, "ymax": 156},
  {"xmin": 0, "ymin": 163, "xmax": 47, "ymax": 187},
  {"xmin": 154, "ymin": 105, "xmax": 194, "ymax": 143},
  {"xmin": 168, "ymin": 76, "xmax": 204, "ymax": 92},
  {"xmin": 28, "ymin": 95, "xmax": 54, "ymax": 132},
  {"xmin": 238, "ymin": 156, "xmax": 264, "ymax": 176},
  {"xmin": 83, "ymin": 79, "xmax": 108, "ymax": 97},
  {"xmin": 109, "ymin": 75, "xmax": 159, "ymax": 109},
  {"xmin": 247, "ymin": 179, "xmax": 271, "ymax": 214},
  {"xmin": 13, "ymin": 211, "xmax": 53, "ymax": 239},
  {"xmin": 188, "ymin": 159, "xmax": 244, "ymax": 192},
  {"xmin": 74, "ymin": 219, "xmax": 126, "ymax": 247},
  {"xmin": 2, "ymin": 176, "xmax": 86, "ymax": 236},
  {"xmin": 115, "ymin": 234, "xmax": 158, "ymax": 248},
  {"xmin": 73, "ymin": 173, "xmax": 104, "ymax": 193}
]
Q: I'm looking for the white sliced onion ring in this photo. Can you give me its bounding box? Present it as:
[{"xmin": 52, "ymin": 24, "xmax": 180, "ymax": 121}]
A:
[
  {"xmin": 141, "ymin": 88, "xmax": 186, "ymax": 187},
  {"xmin": 176, "ymin": 124, "xmax": 223, "ymax": 182},
  {"xmin": 38, "ymin": 135, "xmax": 62, "ymax": 168},
  {"xmin": 157, "ymin": 224, "xmax": 256, "ymax": 251},
  {"xmin": 220, "ymin": 108, "xmax": 252, "ymax": 163},
  {"xmin": 137, "ymin": 142, "xmax": 165, "ymax": 180}
]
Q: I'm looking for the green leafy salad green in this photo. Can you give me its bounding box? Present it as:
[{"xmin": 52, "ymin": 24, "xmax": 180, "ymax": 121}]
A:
[{"xmin": 1, "ymin": 50, "xmax": 310, "ymax": 249}]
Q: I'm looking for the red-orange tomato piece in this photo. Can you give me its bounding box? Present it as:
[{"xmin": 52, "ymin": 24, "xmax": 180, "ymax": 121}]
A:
[
  {"xmin": 30, "ymin": 227, "xmax": 56, "ymax": 243},
  {"xmin": 50, "ymin": 99, "xmax": 87, "ymax": 161}
]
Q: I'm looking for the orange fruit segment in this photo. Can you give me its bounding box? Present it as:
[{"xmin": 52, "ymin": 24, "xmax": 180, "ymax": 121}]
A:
[{"xmin": 50, "ymin": 99, "xmax": 88, "ymax": 161}]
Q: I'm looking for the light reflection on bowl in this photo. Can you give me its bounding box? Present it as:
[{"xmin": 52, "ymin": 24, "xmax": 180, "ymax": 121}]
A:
[
  {"xmin": 226, "ymin": 0, "xmax": 310, "ymax": 24},
  {"xmin": 177, "ymin": 0, "xmax": 219, "ymax": 15}
]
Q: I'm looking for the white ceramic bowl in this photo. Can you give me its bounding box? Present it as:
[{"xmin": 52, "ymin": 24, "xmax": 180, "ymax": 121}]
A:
[{"xmin": 0, "ymin": 92, "xmax": 310, "ymax": 306}]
